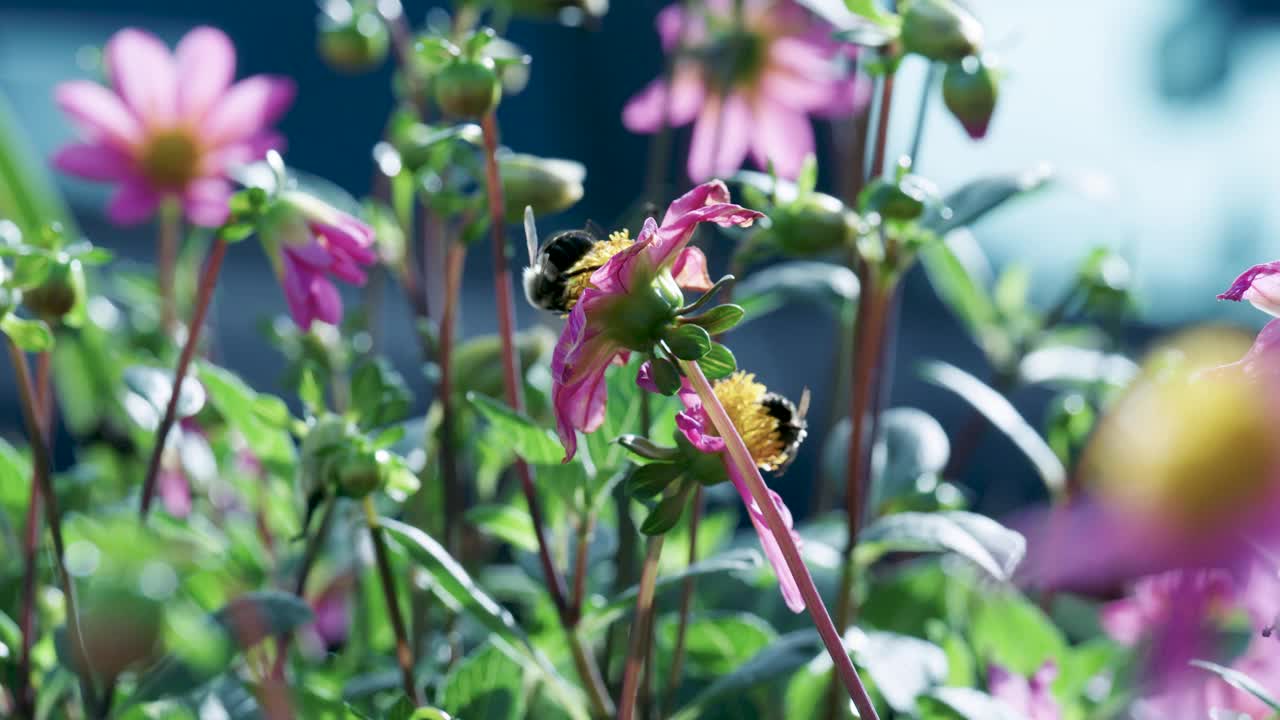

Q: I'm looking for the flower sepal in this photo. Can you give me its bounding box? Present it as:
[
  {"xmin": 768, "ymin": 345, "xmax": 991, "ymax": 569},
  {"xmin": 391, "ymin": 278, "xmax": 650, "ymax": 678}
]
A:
[
  {"xmin": 595, "ymin": 271, "xmax": 683, "ymax": 351},
  {"xmin": 640, "ymin": 477, "xmax": 696, "ymax": 535}
]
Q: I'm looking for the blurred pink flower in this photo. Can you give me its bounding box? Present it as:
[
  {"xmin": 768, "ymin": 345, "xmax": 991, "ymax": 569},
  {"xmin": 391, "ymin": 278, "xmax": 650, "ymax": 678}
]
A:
[
  {"xmin": 552, "ymin": 181, "xmax": 761, "ymax": 460},
  {"xmin": 987, "ymin": 662, "xmax": 1061, "ymax": 720},
  {"xmin": 636, "ymin": 363, "xmax": 805, "ymax": 612},
  {"xmin": 1219, "ymin": 261, "xmax": 1280, "ymax": 317},
  {"xmin": 623, "ymin": 0, "xmax": 869, "ymax": 181},
  {"xmin": 272, "ymin": 191, "xmax": 377, "ymax": 330},
  {"xmin": 53, "ymin": 26, "xmax": 294, "ymax": 227},
  {"xmin": 304, "ymin": 572, "xmax": 354, "ymax": 655}
]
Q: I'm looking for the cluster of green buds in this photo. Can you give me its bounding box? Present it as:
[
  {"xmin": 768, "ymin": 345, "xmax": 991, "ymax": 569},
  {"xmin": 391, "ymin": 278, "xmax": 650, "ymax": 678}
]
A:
[
  {"xmin": 0, "ymin": 220, "xmax": 111, "ymax": 351},
  {"xmin": 317, "ymin": 0, "xmax": 391, "ymax": 73},
  {"xmin": 733, "ymin": 157, "xmax": 865, "ymax": 262},
  {"xmin": 855, "ymin": 159, "xmax": 942, "ymax": 277},
  {"xmin": 417, "ymin": 28, "xmax": 529, "ymax": 118},
  {"xmin": 299, "ymin": 413, "xmax": 408, "ymax": 503}
]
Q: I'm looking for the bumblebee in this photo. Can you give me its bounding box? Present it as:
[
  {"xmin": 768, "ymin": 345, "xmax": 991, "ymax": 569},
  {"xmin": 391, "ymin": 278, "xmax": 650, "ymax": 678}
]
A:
[
  {"xmin": 761, "ymin": 389, "xmax": 809, "ymax": 474},
  {"xmin": 522, "ymin": 207, "xmax": 628, "ymax": 313}
]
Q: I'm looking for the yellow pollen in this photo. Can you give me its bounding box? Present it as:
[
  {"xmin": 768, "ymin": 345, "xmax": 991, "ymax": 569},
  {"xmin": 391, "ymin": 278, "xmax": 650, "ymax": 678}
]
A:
[
  {"xmin": 136, "ymin": 129, "xmax": 201, "ymax": 190},
  {"xmin": 564, "ymin": 229, "xmax": 633, "ymax": 309},
  {"xmin": 711, "ymin": 372, "xmax": 790, "ymax": 471}
]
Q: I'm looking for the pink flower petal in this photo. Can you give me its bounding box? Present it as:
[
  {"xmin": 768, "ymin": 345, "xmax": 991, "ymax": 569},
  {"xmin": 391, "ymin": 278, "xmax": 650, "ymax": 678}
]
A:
[
  {"xmin": 1219, "ymin": 261, "xmax": 1280, "ymax": 317},
  {"xmin": 158, "ymin": 466, "xmax": 192, "ymax": 518},
  {"xmin": 622, "ymin": 66, "xmax": 706, "ymax": 133},
  {"xmin": 727, "ymin": 464, "xmax": 804, "ymax": 613},
  {"xmin": 308, "ymin": 274, "xmax": 343, "ymax": 326},
  {"xmin": 51, "ymin": 142, "xmax": 132, "ymax": 181},
  {"xmin": 104, "ymin": 28, "xmax": 178, "ymax": 126},
  {"xmin": 281, "ymin": 253, "xmax": 316, "ymax": 329},
  {"xmin": 203, "ymin": 75, "xmax": 296, "ymax": 147},
  {"xmin": 106, "ymin": 180, "xmax": 162, "ymax": 226},
  {"xmin": 285, "ymin": 239, "xmax": 334, "ymax": 269},
  {"xmin": 676, "ymin": 407, "xmax": 725, "ymax": 453},
  {"xmin": 687, "ymin": 93, "xmax": 752, "ymax": 182},
  {"xmin": 749, "ymin": 103, "xmax": 813, "ymax": 180},
  {"xmin": 552, "ymin": 298, "xmax": 621, "ymax": 461},
  {"xmin": 54, "ymin": 80, "xmax": 144, "ymax": 149},
  {"xmin": 175, "ymin": 26, "xmax": 236, "ymax": 121},
  {"xmin": 206, "ymin": 131, "xmax": 284, "ymax": 172},
  {"xmin": 183, "ymin": 177, "xmax": 232, "ymax": 227},
  {"xmin": 672, "ymin": 246, "xmax": 713, "ymax": 291}
]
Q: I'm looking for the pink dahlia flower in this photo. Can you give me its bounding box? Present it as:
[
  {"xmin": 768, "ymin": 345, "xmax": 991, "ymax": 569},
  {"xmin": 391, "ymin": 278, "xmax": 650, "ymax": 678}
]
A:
[
  {"xmin": 623, "ymin": 0, "xmax": 869, "ymax": 181},
  {"xmin": 271, "ymin": 191, "xmax": 377, "ymax": 331},
  {"xmin": 53, "ymin": 26, "xmax": 294, "ymax": 227},
  {"xmin": 636, "ymin": 363, "xmax": 806, "ymax": 612},
  {"xmin": 987, "ymin": 662, "xmax": 1061, "ymax": 720},
  {"xmin": 551, "ymin": 180, "xmax": 761, "ymax": 460}
]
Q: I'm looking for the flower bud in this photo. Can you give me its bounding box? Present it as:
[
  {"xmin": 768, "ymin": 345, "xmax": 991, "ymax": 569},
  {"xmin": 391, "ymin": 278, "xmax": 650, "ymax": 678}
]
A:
[
  {"xmin": 763, "ymin": 193, "xmax": 858, "ymax": 256},
  {"xmin": 499, "ymin": 154, "xmax": 585, "ymax": 222},
  {"xmin": 74, "ymin": 584, "xmax": 164, "ymax": 678},
  {"xmin": 900, "ymin": 0, "xmax": 984, "ymax": 62},
  {"xmin": 318, "ymin": 1, "xmax": 390, "ymax": 74},
  {"xmin": 434, "ymin": 58, "xmax": 502, "ymax": 118},
  {"xmin": 300, "ymin": 414, "xmax": 354, "ymax": 497},
  {"xmin": 860, "ymin": 178, "xmax": 927, "ymax": 221},
  {"xmin": 336, "ymin": 449, "xmax": 383, "ymax": 499},
  {"xmin": 943, "ymin": 56, "xmax": 998, "ymax": 140},
  {"xmin": 22, "ymin": 257, "xmax": 84, "ymax": 323}
]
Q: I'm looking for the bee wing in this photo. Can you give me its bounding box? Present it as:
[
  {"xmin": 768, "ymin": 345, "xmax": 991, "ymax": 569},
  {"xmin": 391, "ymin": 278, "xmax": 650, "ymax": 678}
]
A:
[
  {"xmin": 524, "ymin": 206, "xmax": 539, "ymax": 265},
  {"xmin": 798, "ymin": 388, "xmax": 811, "ymax": 423},
  {"xmin": 584, "ymin": 219, "xmax": 609, "ymax": 240}
]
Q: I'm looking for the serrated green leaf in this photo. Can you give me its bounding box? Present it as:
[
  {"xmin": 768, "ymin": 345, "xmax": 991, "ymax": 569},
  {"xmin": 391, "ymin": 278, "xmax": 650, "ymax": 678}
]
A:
[
  {"xmin": 198, "ymin": 364, "xmax": 297, "ymax": 469},
  {"xmin": 656, "ymin": 612, "xmax": 776, "ymax": 677}
]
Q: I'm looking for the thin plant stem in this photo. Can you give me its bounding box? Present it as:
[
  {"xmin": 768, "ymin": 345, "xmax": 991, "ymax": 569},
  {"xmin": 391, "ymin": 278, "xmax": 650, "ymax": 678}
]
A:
[
  {"xmin": 480, "ymin": 112, "xmax": 614, "ymax": 717},
  {"xmin": 679, "ymin": 359, "xmax": 881, "ymax": 720},
  {"xmin": 139, "ymin": 238, "xmax": 228, "ymax": 518},
  {"xmin": 869, "ymin": 73, "xmax": 896, "ymax": 180},
  {"xmin": 363, "ymin": 497, "xmax": 422, "ymax": 704},
  {"xmin": 270, "ymin": 493, "xmax": 339, "ymax": 680},
  {"xmin": 381, "ymin": 0, "xmax": 428, "ymax": 115},
  {"xmin": 570, "ymin": 514, "xmax": 594, "ymax": 615},
  {"xmin": 438, "ymin": 242, "xmax": 466, "ymax": 562},
  {"xmin": 13, "ymin": 350, "xmax": 53, "ymax": 719},
  {"xmin": 618, "ymin": 536, "xmax": 665, "ymax": 720},
  {"xmin": 908, "ymin": 64, "xmax": 939, "ymax": 170},
  {"xmin": 6, "ymin": 339, "xmax": 99, "ymax": 716},
  {"xmin": 662, "ymin": 486, "xmax": 703, "ymax": 710},
  {"xmin": 158, "ymin": 200, "xmax": 181, "ymax": 335}
]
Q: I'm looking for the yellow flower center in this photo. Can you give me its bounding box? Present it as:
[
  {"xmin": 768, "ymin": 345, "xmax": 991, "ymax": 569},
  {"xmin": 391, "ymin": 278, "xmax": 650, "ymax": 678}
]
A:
[
  {"xmin": 564, "ymin": 229, "xmax": 633, "ymax": 309},
  {"xmin": 137, "ymin": 129, "xmax": 201, "ymax": 190},
  {"xmin": 711, "ymin": 372, "xmax": 791, "ymax": 471}
]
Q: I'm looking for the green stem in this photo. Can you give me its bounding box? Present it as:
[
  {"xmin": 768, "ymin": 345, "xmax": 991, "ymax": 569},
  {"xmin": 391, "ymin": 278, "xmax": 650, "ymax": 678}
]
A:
[
  {"xmin": 158, "ymin": 200, "xmax": 181, "ymax": 336},
  {"xmin": 363, "ymin": 497, "xmax": 421, "ymax": 704},
  {"xmin": 662, "ymin": 486, "xmax": 702, "ymax": 712},
  {"xmin": 679, "ymin": 360, "xmax": 880, "ymax": 720},
  {"xmin": 617, "ymin": 536, "xmax": 665, "ymax": 720}
]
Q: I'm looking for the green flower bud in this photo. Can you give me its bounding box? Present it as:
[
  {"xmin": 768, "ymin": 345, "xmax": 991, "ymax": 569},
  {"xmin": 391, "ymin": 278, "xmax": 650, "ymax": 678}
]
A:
[
  {"xmin": 22, "ymin": 257, "xmax": 83, "ymax": 323},
  {"xmin": 860, "ymin": 178, "xmax": 927, "ymax": 221},
  {"xmin": 900, "ymin": 0, "xmax": 984, "ymax": 62},
  {"xmin": 499, "ymin": 154, "xmax": 585, "ymax": 222},
  {"xmin": 318, "ymin": 1, "xmax": 390, "ymax": 74},
  {"xmin": 764, "ymin": 193, "xmax": 858, "ymax": 256},
  {"xmin": 943, "ymin": 56, "xmax": 998, "ymax": 140},
  {"xmin": 435, "ymin": 58, "xmax": 502, "ymax": 118},
  {"xmin": 300, "ymin": 414, "xmax": 354, "ymax": 497},
  {"xmin": 336, "ymin": 449, "xmax": 383, "ymax": 499},
  {"xmin": 74, "ymin": 584, "xmax": 164, "ymax": 678}
]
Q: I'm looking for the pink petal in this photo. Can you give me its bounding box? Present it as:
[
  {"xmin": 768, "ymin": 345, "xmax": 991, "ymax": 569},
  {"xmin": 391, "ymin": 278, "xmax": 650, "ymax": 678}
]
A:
[
  {"xmin": 646, "ymin": 182, "xmax": 762, "ymax": 270},
  {"xmin": 687, "ymin": 93, "xmax": 752, "ymax": 182},
  {"xmin": 1219, "ymin": 261, "xmax": 1280, "ymax": 317},
  {"xmin": 656, "ymin": 3, "xmax": 701, "ymax": 50},
  {"xmin": 663, "ymin": 179, "xmax": 731, "ymax": 225},
  {"xmin": 309, "ymin": 274, "xmax": 343, "ymax": 326},
  {"xmin": 672, "ymin": 246, "xmax": 713, "ymax": 291},
  {"xmin": 158, "ymin": 467, "xmax": 192, "ymax": 518},
  {"xmin": 728, "ymin": 467, "xmax": 804, "ymax": 613},
  {"xmin": 551, "ymin": 299, "xmax": 620, "ymax": 461},
  {"xmin": 107, "ymin": 180, "xmax": 162, "ymax": 226},
  {"xmin": 203, "ymin": 76, "xmax": 296, "ymax": 147},
  {"xmin": 206, "ymin": 131, "xmax": 284, "ymax": 172},
  {"xmin": 54, "ymin": 81, "xmax": 144, "ymax": 149},
  {"xmin": 104, "ymin": 28, "xmax": 178, "ymax": 126},
  {"xmin": 51, "ymin": 142, "xmax": 132, "ymax": 181},
  {"xmin": 749, "ymin": 103, "xmax": 813, "ymax": 180},
  {"xmin": 286, "ymin": 240, "xmax": 333, "ymax": 269},
  {"xmin": 281, "ymin": 253, "xmax": 316, "ymax": 329},
  {"xmin": 622, "ymin": 66, "xmax": 706, "ymax": 133},
  {"xmin": 175, "ymin": 26, "xmax": 236, "ymax": 121},
  {"xmin": 676, "ymin": 407, "xmax": 726, "ymax": 453},
  {"xmin": 1098, "ymin": 598, "xmax": 1146, "ymax": 645},
  {"xmin": 183, "ymin": 177, "xmax": 232, "ymax": 227}
]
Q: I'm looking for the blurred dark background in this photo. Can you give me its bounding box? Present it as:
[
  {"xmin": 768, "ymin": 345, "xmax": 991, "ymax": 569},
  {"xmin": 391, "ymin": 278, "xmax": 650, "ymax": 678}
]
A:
[{"xmin": 2, "ymin": 0, "xmax": 1279, "ymax": 517}]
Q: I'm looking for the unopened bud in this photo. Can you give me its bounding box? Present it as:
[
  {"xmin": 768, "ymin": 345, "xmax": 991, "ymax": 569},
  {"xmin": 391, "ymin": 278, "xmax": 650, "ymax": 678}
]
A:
[
  {"xmin": 943, "ymin": 56, "xmax": 998, "ymax": 140},
  {"xmin": 764, "ymin": 193, "xmax": 859, "ymax": 256},
  {"xmin": 318, "ymin": 1, "xmax": 390, "ymax": 74},
  {"xmin": 500, "ymin": 154, "xmax": 585, "ymax": 222},
  {"xmin": 75, "ymin": 584, "xmax": 163, "ymax": 678},
  {"xmin": 337, "ymin": 450, "xmax": 383, "ymax": 499},
  {"xmin": 435, "ymin": 58, "xmax": 502, "ymax": 118},
  {"xmin": 860, "ymin": 178, "xmax": 929, "ymax": 222},
  {"xmin": 901, "ymin": 0, "xmax": 984, "ymax": 62},
  {"xmin": 22, "ymin": 258, "xmax": 83, "ymax": 323}
]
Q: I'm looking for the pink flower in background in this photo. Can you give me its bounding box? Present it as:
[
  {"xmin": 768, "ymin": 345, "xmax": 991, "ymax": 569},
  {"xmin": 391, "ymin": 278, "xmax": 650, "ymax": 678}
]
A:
[
  {"xmin": 303, "ymin": 572, "xmax": 354, "ymax": 655},
  {"xmin": 53, "ymin": 26, "xmax": 294, "ymax": 227},
  {"xmin": 623, "ymin": 0, "xmax": 869, "ymax": 181},
  {"xmin": 1219, "ymin": 261, "xmax": 1280, "ymax": 317},
  {"xmin": 552, "ymin": 181, "xmax": 761, "ymax": 460},
  {"xmin": 271, "ymin": 191, "xmax": 377, "ymax": 330},
  {"xmin": 988, "ymin": 663, "xmax": 1061, "ymax": 720}
]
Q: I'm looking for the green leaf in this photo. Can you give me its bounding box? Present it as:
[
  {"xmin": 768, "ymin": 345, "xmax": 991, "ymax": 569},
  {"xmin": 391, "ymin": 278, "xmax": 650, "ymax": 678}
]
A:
[
  {"xmin": 919, "ymin": 359, "xmax": 1067, "ymax": 497},
  {"xmin": 969, "ymin": 591, "xmax": 1067, "ymax": 676},
  {"xmin": 852, "ymin": 629, "xmax": 948, "ymax": 713},
  {"xmin": 856, "ymin": 511, "xmax": 1025, "ymax": 580},
  {"xmin": 465, "ymin": 504, "xmax": 538, "ymax": 553},
  {"xmin": 698, "ymin": 343, "xmax": 737, "ymax": 380},
  {"xmin": 438, "ymin": 642, "xmax": 525, "ymax": 720},
  {"xmin": 0, "ymin": 315, "xmax": 52, "ymax": 351},
  {"xmin": 682, "ymin": 304, "xmax": 745, "ymax": 335},
  {"xmin": 626, "ymin": 462, "xmax": 683, "ymax": 499},
  {"xmin": 580, "ymin": 548, "xmax": 763, "ymax": 636},
  {"xmin": 825, "ymin": 408, "xmax": 952, "ymax": 514},
  {"xmin": 1018, "ymin": 346, "xmax": 1138, "ymax": 389},
  {"xmin": 467, "ymin": 392, "xmax": 564, "ymax": 465},
  {"xmin": 298, "ymin": 367, "xmax": 325, "ymax": 415},
  {"xmin": 734, "ymin": 261, "xmax": 858, "ymax": 323},
  {"xmin": 650, "ymin": 357, "xmax": 683, "ymax": 396},
  {"xmin": 664, "ymin": 324, "xmax": 712, "ymax": 361},
  {"xmin": 920, "ymin": 687, "xmax": 1027, "ymax": 720},
  {"xmin": 641, "ymin": 483, "xmax": 692, "ymax": 535},
  {"xmin": 123, "ymin": 365, "xmax": 208, "ymax": 429},
  {"xmin": 197, "ymin": 364, "xmax": 297, "ymax": 469},
  {"xmin": 923, "ymin": 166, "xmax": 1053, "ymax": 235},
  {"xmin": 656, "ymin": 612, "xmax": 776, "ymax": 677},
  {"xmin": 349, "ymin": 357, "xmax": 412, "ymax": 428},
  {"xmin": 918, "ymin": 241, "xmax": 997, "ymax": 339},
  {"xmin": 1191, "ymin": 660, "xmax": 1280, "ymax": 711},
  {"xmin": 672, "ymin": 630, "xmax": 822, "ymax": 720}
]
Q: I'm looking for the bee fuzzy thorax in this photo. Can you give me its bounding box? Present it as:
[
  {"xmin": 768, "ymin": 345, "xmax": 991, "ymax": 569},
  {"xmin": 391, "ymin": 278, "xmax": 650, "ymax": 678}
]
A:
[
  {"xmin": 523, "ymin": 227, "xmax": 633, "ymax": 312},
  {"xmin": 711, "ymin": 372, "xmax": 807, "ymax": 472}
]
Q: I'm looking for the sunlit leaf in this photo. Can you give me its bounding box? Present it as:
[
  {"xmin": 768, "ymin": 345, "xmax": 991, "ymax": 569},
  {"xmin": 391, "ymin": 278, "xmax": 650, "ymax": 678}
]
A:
[
  {"xmin": 735, "ymin": 261, "xmax": 858, "ymax": 323},
  {"xmin": 923, "ymin": 166, "xmax": 1053, "ymax": 235},
  {"xmin": 1191, "ymin": 660, "xmax": 1280, "ymax": 711},
  {"xmin": 197, "ymin": 364, "xmax": 297, "ymax": 469},
  {"xmin": 656, "ymin": 612, "xmax": 776, "ymax": 677},
  {"xmin": 1018, "ymin": 346, "xmax": 1138, "ymax": 389},
  {"xmin": 969, "ymin": 592, "xmax": 1067, "ymax": 677},
  {"xmin": 856, "ymin": 511, "xmax": 1025, "ymax": 580},
  {"xmin": 851, "ymin": 629, "xmax": 948, "ymax": 712},
  {"xmin": 465, "ymin": 504, "xmax": 538, "ymax": 553},
  {"xmin": 921, "ymin": 687, "xmax": 1028, "ymax": 720},
  {"xmin": 671, "ymin": 630, "xmax": 821, "ymax": 720},
  {"xmin": 467, "ymin": 392, "xmax": 564, "ymax": 465},
  {"xmin": 438, "ymin": 642, "xmax": 524, "ymax": 720},
  {"xmin": 0, "ymin": 315, "xmax": 53, "ymax": 352}
]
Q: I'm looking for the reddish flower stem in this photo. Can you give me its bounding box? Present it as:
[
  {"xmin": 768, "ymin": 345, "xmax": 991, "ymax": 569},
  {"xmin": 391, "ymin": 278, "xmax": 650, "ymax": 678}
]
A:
[
  {"xmin": 480, "ymin": 111, "xmax": 614, "ymax": 718},
  {"xmin": 13, "ymin": 350, "xmax": 52, "ymax": 719},
  {"xmin": 662, "ymin": 486, "xmax": 703, "ymax": 710},
  {"xmin": 139, "ymin": 238, "xmax": 227, "ymax": 519},
  {"xmin": 618, "ymin": 535, "xmax": 665, "ymax": 720},
  {"xmin": 439, "ymin": 242, "xmax": 466, "ymax": 561},
  {"xmin": 680, "ymin": 359, "xmax": 880, "ymax": 720},
  {"xmin": 364, "ymin": 498, "xmax": 422, "ymax": 704},
  {"xmin": 158, "ymin": 200, "xmax": 181, "ymax": 335}
]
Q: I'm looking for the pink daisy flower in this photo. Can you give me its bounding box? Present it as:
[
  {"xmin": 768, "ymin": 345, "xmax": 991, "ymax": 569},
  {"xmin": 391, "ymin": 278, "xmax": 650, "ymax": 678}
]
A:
[
  {"xmin": 987, "ymin": 662, "xmax": 1061, "ymax": 720},
  {"xmin": 270, "ymin": 190, "xmax": 377, "ymax": 331},
  {"xmin": 549, "ymin": 180, "xmax": 761, "ymax": 461},
  {"xmin": 53, "ymin": 26, "xmax": 294, "ymax": 227},
  {"xmin": 622, "ymin": 0, "xmax": 869, "ymax": 182}
]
